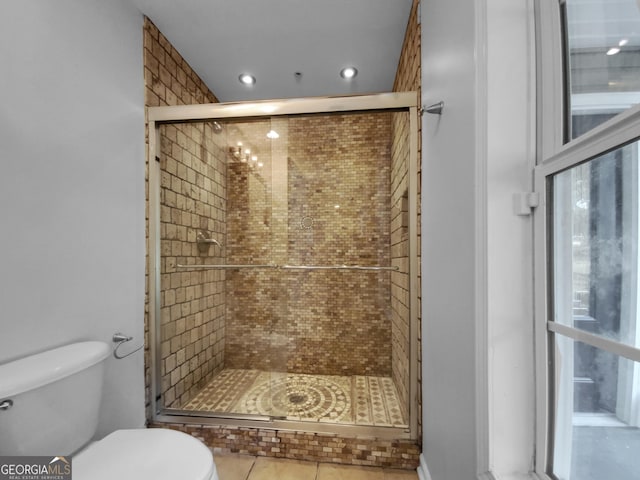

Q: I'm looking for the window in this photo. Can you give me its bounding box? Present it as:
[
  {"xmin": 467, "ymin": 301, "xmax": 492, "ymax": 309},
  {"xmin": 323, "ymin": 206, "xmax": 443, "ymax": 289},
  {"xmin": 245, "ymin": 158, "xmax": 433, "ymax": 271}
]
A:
[
  {"xmin": 536, "ymin": 1, "xmax": 640, "ymax": 479},
  {"xmin": 564, "ymin": 0, "xmax": 640, "ymax": 140}
]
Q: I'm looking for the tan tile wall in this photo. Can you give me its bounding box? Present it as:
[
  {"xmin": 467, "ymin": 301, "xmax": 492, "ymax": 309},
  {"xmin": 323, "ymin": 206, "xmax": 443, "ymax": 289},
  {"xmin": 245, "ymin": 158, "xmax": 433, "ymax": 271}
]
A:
[
  {"xmin": 158, "ymin": 122, "xmax": 227, "ymax": 407},
  {"xmin": 225, "ymin": 119, "xmax": 288, "ymax": 372},
  {"xmin": 143, "ymin": 18, "xmax": 221, "ymax": 410},
  {"xmin": 286, "ymin": 113, "xmax": 392, "ymax": 376},
  {"xmin": 151, "ymin": 423, "xmax": 421, "ymax": 470},
  {"xmin": 143, "ymin": 18, "xmax": 217, "ymax": 108},
  {"xmin": 390, "ymin": 112, "xmax": 411, "ymax": 421},
  {"xmin": 392, "ymin": 0, "xmax": 422, "ymax": 438},
  {"xmin": 224, "ymin": 113, "xmax": 393, "ymax": 376}
]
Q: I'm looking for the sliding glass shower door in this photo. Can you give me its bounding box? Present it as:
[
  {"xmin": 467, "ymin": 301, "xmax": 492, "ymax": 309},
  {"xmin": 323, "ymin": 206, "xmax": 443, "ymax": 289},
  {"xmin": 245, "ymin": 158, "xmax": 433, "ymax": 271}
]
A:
[{"xmin": 149, "ymin": 94, "xmax": 418, "ymax": 435}]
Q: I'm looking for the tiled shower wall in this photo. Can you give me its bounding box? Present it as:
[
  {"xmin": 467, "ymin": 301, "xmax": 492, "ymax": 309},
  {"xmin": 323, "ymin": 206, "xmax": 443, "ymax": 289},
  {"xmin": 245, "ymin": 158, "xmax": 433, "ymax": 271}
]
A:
[
  {"xmin": 143, "ymin": 18, "xmax": 223, "ymax": 409},
  {"xmin": 225, "ymin": 119, "xmax": 288, "ymax": 372},
  {"xmin": 224, "ymin": 113, "xmax": 394, "ymax": 376},
  {"xmin": 392, "ymin": 0, "xmax": 422, "ymax": 433},
  {"xmin": 158, "ymin": 122, "xmax": 227, "ymax": 407},
  {"xmin": 286, "ymin": 113, "xmax": 393, "ymax": 376},
  {"xmin": 390, "ymin": 112, "xmax": 411, "ymax": 421}
]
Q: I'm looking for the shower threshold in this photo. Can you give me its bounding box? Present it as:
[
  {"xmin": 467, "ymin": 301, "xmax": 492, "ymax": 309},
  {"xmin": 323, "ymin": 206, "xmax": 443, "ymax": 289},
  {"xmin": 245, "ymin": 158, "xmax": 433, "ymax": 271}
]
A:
[{"xmin": 181, "ymin": 369, "xmax": 408, "ymax": 428}]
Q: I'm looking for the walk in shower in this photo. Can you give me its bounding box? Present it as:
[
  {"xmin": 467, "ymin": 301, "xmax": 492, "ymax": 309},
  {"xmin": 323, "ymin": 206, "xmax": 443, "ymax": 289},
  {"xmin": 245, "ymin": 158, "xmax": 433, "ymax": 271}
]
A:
[{"xmin": 148, "ymin": 93, "xmax": 418, "ymax": 438}]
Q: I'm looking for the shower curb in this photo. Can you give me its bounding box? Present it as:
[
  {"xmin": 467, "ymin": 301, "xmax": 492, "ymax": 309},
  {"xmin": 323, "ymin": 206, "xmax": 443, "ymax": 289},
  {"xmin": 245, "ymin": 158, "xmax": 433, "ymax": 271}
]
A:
[{"xmin": 149, "ymin": 422, "xmax": 421, "ymax": 470}]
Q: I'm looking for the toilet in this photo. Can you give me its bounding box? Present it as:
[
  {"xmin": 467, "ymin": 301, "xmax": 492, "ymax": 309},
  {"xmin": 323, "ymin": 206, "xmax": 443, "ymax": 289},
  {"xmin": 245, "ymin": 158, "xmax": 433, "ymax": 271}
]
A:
[{"xmin": 0, "ymin": 341, "xmax": 218, "ymax": 480}]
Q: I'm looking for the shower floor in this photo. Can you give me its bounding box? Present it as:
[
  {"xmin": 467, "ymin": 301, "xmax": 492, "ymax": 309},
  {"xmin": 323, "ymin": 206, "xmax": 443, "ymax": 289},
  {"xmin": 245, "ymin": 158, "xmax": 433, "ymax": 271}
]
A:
[{"xmin": 183, "ymin": 369, "xmax": 407, "ymax": 428}]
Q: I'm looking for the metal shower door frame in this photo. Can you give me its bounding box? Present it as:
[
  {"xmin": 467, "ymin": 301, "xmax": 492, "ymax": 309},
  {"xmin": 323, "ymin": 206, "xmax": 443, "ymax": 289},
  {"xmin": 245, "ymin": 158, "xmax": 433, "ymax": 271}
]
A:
[{"xmin": 147, "ymin": 92, "xmax": 420, "ymax": 440}]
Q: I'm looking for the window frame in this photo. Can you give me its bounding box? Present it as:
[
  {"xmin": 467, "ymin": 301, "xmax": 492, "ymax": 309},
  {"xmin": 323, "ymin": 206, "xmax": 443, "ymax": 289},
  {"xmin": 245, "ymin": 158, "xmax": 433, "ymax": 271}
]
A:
[{"xmin": 534, "ymin": 0, "xmax": 640, "ymax": 477}]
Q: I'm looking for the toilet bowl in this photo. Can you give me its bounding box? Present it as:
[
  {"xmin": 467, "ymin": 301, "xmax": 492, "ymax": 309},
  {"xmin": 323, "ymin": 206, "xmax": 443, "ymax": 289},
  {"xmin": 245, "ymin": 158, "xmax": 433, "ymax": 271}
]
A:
[
  {"xmin": 0, "ymin": 341, "xmax": 218, "ymax": 480},
  {"xmin": 74, "ymin": 428, "xmax": 217, "ymax": 480}
]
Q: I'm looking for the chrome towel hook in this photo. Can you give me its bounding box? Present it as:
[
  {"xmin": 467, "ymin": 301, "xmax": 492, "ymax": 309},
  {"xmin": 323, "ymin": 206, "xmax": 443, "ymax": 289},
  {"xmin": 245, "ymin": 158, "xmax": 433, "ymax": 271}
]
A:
[{"xmin": 112, "ymin": 332, "xmax": 143, "ymax": 359}]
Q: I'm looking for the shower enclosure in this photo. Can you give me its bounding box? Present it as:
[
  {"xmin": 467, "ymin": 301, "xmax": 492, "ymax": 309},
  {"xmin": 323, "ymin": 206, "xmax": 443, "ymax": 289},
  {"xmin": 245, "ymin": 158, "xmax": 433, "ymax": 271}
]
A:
[{"xmin": 148, "ymin": 93, "xmax": 419, "ymax": 438}]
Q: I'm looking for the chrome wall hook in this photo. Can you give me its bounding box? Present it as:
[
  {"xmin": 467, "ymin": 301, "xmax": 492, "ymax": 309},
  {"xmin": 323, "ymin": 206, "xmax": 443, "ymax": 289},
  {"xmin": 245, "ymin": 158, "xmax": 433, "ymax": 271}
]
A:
[
  {"xmin": 422, "ymin": 101, "xmax": 444, "ymax": 115},
  {"xmin": 112, "ymin": 333, "xmax": 132, "ymax": 343}
]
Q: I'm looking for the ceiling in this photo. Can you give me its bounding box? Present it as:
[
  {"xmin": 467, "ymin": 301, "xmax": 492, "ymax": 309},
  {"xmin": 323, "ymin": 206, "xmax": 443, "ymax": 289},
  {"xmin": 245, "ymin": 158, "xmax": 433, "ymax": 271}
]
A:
[{"xmin": 129, "ymin": 0, "xmax": 413, "ymax": 102}]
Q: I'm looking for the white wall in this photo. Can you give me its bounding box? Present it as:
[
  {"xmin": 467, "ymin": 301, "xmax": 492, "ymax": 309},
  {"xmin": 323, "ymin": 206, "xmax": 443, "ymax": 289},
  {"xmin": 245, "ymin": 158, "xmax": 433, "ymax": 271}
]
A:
[
  {"xmin": 485, "ymin": 0, "xmax": 536, "ymax": 477},
  {"xmin": 420, "ymin": 0, "xmax": 479, "ymax": 477},
  {"xmin": 420, "ymin": 0, "xmax": 535, "ymax": 479},
  {"xmin": 0, "ymin": 0, "xmax": 146, "ymax": 437}
]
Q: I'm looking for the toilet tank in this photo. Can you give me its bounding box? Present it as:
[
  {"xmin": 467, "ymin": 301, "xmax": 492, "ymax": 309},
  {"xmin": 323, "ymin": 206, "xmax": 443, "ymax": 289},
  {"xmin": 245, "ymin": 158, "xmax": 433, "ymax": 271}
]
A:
[{"xmin": 0, "ymin": 341, "xmax": 110, "ymax": 456}]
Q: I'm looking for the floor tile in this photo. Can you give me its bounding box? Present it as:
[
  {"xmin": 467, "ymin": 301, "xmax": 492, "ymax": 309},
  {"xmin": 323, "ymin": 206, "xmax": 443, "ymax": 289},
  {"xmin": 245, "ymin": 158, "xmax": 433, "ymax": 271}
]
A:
[
  {"xmin": 317, "ymin": 463, "xmax": 385, "ymax": 480},
  {"xmin": 212, "ymin": 452, "xmax": 256, "ymax": 480},
  {"xmin": 383, "ymin": 468, "xmax": 419, "ymax": 479},
  {"xmin": 184, "ymin": 368, "xmax": 407, "ymax": 427},
  {"xmin": 247, "ymin": 457, "xmax": 318, "ymax": 480}
]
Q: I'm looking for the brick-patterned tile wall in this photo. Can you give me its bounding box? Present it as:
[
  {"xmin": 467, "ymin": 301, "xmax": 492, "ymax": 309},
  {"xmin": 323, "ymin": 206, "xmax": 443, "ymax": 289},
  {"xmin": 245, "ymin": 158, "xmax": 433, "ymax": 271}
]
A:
[
  {"xmin": 390, "ymin": 111, "xmax": 411, "ymax": 420},
  {"xmin": 225, "ymin": 118, "xmax": 288, "ymax": 371},
  {"xmin": 224, "ymin": 113, "xmax": 393, "ymax": 376},
  {"xmin": 143, "ymin": 19, "xmax": 217, "ymax": 108},
  {"xmin": 144, "ymin": 18, "xmax": 221, "ymax": 412},
  {"xmin": 392, "ymin": 0, "xmax": 422, "ymax": 439},
  {"xmin": 151, "ymin": 423, "xmax": 420, "ymax": 470},
  {"xmin": 285, "ymin": 113, "xmax": 392, "ymax": 376},
  {"xmin": 158, "ymin": 121, "xmax": 227, "ymax": 407}
]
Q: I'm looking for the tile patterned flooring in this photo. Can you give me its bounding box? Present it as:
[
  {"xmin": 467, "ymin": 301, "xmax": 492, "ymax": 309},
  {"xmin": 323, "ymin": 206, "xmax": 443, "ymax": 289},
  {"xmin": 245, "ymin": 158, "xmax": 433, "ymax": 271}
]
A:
[
  {"xmin": 213, "ymin": 454, "xmax": 419, "ymax": 480},
  {"xmin": 185, "ymin": 369, "xmax": 407, "ymax": 427}
]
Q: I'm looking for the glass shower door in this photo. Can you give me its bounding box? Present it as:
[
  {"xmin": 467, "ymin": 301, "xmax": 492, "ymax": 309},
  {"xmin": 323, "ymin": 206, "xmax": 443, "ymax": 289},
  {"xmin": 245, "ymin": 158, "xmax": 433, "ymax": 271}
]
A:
[
  {"xmin": 222, "ymin": 116, "xmax": 289, "ymax": 419},
  {"xmin": 153, "ymin": 104, "xmax": 413, "ymax": 430},
  {"xmin": 155, "ymin": 117, "xmax": 288, "ymax": 418}
]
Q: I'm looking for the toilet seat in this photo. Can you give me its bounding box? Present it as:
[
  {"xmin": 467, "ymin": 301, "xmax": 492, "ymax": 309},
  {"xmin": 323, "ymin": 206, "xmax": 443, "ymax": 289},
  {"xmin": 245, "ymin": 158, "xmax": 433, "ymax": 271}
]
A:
[{"xmin": 73, "ymin": 428, "xmax": 217, "ymax": 480}]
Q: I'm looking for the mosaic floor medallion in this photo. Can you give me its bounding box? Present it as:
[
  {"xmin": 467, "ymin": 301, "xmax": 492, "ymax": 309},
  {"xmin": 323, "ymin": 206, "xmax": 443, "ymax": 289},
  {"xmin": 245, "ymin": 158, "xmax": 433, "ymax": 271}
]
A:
[
  {"xmin": 183, "ymin": 369, "xmax": 407, "ymax": 427},
  {"xmin": 239, "ymin": 373, "xmax": 352, "ymax": 421}
]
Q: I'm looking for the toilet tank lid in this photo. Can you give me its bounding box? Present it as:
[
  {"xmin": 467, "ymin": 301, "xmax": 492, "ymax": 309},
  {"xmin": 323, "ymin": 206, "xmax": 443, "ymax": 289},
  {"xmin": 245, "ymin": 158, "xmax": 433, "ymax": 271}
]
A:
[{"xmin": 0, "ymin": 341, "xmax": 110, "ymax": 398}]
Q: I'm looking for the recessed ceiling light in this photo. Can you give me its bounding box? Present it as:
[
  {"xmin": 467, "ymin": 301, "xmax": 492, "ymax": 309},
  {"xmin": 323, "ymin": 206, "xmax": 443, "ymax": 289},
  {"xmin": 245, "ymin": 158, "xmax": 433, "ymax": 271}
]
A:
[
  {"xmin": 266, "ymin": 130, "xmax": 280, "ymax": 139},
  {"xmin": 340, "ymin": 67, "xmax": 358, "ymax": 80},
  {"xmin": 606, "ymin": 47, "xmax": 620, "ymax": 56},
  {"xmin": 239, "ymin": 73, "xmax": 256, "ymax": 85},
  {"xmin": 619, "ymin": 38, "xmax": 629, "ymax": 47}
]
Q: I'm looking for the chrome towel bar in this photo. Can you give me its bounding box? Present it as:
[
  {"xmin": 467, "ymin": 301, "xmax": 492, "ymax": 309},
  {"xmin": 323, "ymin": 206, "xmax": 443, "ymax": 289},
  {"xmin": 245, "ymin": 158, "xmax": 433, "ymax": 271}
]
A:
[
  {"xmin": 176, "ymin": 264, "xmax": 277, "ymax": 269},
  {"xmin": 281, "ymin": 265, "xmax": 399, "ymax": 271},
  {"xmin": 176, "ymin": 264, "xmax": 399, "ymax": 271}
]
